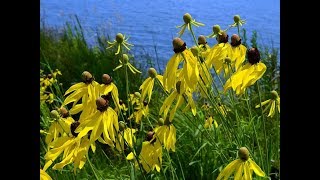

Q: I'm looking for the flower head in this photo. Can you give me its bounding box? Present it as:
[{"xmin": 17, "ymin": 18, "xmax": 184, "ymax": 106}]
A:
[
  {"xmin": 154, "ymin": 118, "xmax": 177, "ymax": 152},
  {"xmin": 207, "ymin": 25, "xmax": 223, "ymax": 39},
  {"xmin": 113, "ymin": 54, "xmax": 141, "ymax": 74},
  {"xmin": 176, "ymin": 13, "xmax": 205, "ymax": 37},
  {"xmin": 217, "ymin": 147, "xmax": 265, "ymax": 180},
  {"xmin": 229, "ymin": 15, "xmax": 246, "ymax": 28},
  {"xmin": 106, "ymin": 33, "xmax": 133, "ymax": 55},
  {"xmin": 255, "ymin": 90, "xmax": 280, "ymax": 117},
  {"xmin": 139, "ymin": 68, "xmax": 163, "ymax": 103},
  {"xmin": 230, "ymin": 34, "xmax": 247, "ymax": 70}
]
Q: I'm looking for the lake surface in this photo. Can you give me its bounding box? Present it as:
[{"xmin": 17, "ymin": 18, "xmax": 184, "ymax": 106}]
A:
[{"xmin": 40, "ymin": 0, "xmax": 280, "ymax": 70}]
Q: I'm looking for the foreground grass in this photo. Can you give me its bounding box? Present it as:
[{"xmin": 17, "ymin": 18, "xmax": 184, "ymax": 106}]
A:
[{"xmin": 40, "ymin": 16, "xmax": 280, "ymax": 180}]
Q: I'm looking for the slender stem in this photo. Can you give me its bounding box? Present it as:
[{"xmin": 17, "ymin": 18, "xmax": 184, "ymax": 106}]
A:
[
  {"xmin": 86, "ymin": 152, "xmax": 100, "ymax": 180},
  {"xmin": 189, "ymin": 25, "xmax": 199, "ymax": 48},
  {"xmin": 237, "ymin": 25, "xmax": 240, "ymax": 39},
  {"xmin": 257, "ymin": 81, "xmax": 269, "ymax": 174}
]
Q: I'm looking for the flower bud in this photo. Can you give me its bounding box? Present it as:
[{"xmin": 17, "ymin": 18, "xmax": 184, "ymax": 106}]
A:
[
  {"xmin": 190, "ymin": 46, "xmax": 200, "ymax": 57},
  {"xmin": 134, "ymin": 92, "xmax": 141, "ymax": 98},
  {"xmin": 238, "ymin": 147, "xmax": 249, "ymax": 161},
  {"xmin": 158, "ymin": 118, "xmax": 164, "ymax": 126},
  {"xmin": 148, "ymin": 68, "xmax": 157, "ymax": 78},
  {"xmin": 122, "ymin": 54, "xmax": 129, "ymax": 64},
  {"xmin": 183, "ymin": 13, "xmax": 192, "ymax": 24},
  {"xmin": 271, "ymin": 90, "xmax": 279, "ymax": 99},
  {"xmin": 50, "ymin": 110, "xmax": 60, "ymax": 119},
  {"xmin": 116, "ymin": 33, "xmax": 124, "ymax": 43}
]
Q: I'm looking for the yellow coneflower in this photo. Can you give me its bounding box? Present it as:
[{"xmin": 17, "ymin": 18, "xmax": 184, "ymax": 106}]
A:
[
  {"xmin": 230, "ymin": 34, "xmax": 247, "ymax": 71},
  {"xmin": 224, "ymin": 47, "xmax": 267, "ymax": 95},
  {"xmin": 45, "ymin": 108, "xmax": 74, "ymax": 147},
  {"xmin": 113, "ymin": 54, "xmax": 141, "ymax": 74},
  {"xmin": 129, "ymin": 100, "xmax": 149, "ymax": 124},
  {"xmin": 75, "ymin": 97, "xmax": 119, "ymax": 147},
  {"xmin": 43, "ymin": 121, "xmax": 91, "ymax": 173},
  {"xmin": 229, "ymin": 15, "xmax": 246, "ymax": 28},
  {"xmin": 116, "ymin": 122, "xmax": 137, "ymax": 152},
  {"xmin": 163, "ymin": 37, "xmax": 199, "ymax": 91},
  {"xmin": 176, "ymin": 13, "xmax": 204, "ymax": 37},
  {"xmin": 204, "ymin": 116, "xmax": 218, "ymax": 129},
  {"xmin": 154, "ymin": 118, "xmax": 177, "ymax": 152},
  {"xmin": 106, "ymin": 33, "xmax": 133, "ymax": 55},
  {"xmin": 217, "ymin": 147, "xmax": 265, "ymax": 180},
  {"xmin": 62, "ymin": 71, "xmax": 100, "ymax": 120},
  {"xmin": 130, "ymin": 92, "xmax": 141, "ymax": 106},
  {"xmin": 139, "ymin": 68, "xmax": 163, "ymax": 103},
  {"xmin": 159, "ymin": 81, "xmax": 196, "ymax": 121},
  {"xmin": 255, "ymin": 90, "xmax": 280, "ymax": 117},
  {"xmin": 139, "ymin": 131, "xmax": 163, "ymax": 173}
]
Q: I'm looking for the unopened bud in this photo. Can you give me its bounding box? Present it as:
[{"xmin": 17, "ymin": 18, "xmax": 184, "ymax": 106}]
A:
[{"xmin": 122, "ymin": 54, "xmax": 129, "ymax": 64}]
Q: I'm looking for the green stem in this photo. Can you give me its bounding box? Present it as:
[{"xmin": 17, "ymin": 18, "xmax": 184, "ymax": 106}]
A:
[{"xmin": 86, "ymin": 152, "xmax": 100, "ymax": 180}]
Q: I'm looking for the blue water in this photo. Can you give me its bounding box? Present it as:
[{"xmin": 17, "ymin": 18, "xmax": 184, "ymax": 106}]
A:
[{"xmin": 40, "ymin": 0, "xmax": 280, "ymax": 69}]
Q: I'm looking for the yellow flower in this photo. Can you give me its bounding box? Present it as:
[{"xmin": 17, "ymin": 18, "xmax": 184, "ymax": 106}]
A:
[
  {"xmin": 139, "ymin": 132, "xmax": 163, "ymax": 173},
  {"xmin": 40, "ymin": 169, "xmax": 52, "ymax": 180},
  {"xmin": 204, "ymin": 116, "xmax": 218, "ymax": 129},
  {"xmin": 106, "ymin": 33, "xmax": 133, "ymax": 55},
  {"xmin": 217, "ymin": 147, "xmax": 265, "ymax": 180},
  {"xmin": 100, "ymin": 74, "xmax": 120, "ymax": 109},
  {"xmin": 205, "ymin": 38, "xmax": 234, "ymax": 75},
  {"xmin": 197, "ymin": 35, "xmax": 211, "ymax": 59},
  {"xmin": 116, "ymin": 126, "xmax": 137, "ymax": 152},
  {"xmin": 129, "ymin": 101, "xmax": 149, "ymax": 124},
  {"xmin": 75, "ymin": 97, "xmax": 119, "ymax": 147},
  {"xmin": 43, "ymin": 121, "xmax": 91, "ymax": 173},
  {"xmin": 130, "ymin": 92, "xmax": 141, "ymax": 106},
  {"xmin": 255, "ymin": 90, "xmax": 280, "ymax": 117},
  {"xmin": 160, "ymin": 81, "xmax": 196, "ymax": 121},
  {"xmin": 229, "ymin": 15, "xmax": 246, "ymax": 28},
  {"xmin": 176, "ymin": 13, "xmax": 204, "ymax": 37},
  {"xmin": 154, "ymin": 118, "xmax": 176, "ymax": 152},
  {"xmin": 163, "ymin": 38, "xmax": 199, "ymax": 92},
  {"xmin": 62, "ymin": 71, "xmax": 100, "ymax": 121},
  {"xmin": 45, "ymin": 109, "xmax": 74, "ymax": 147},
  {"xmin": 139, "ymin": 68, "xmax": 163, "ymax": 103},
  {"xmin": 115, "ymin": 100, "xmax": 128, "ymax": 114},
  {"xmin": 113, "ymin": 54, "xmax": 141, "ymax": 74},
  {"xmin": 207, "ymin": 25, "xmax": 223, "ymax": 39},
  {"xmin": 230, "ymin": 34, "xmax": 247, "ymax": 71},
  {"xmin": 224, "ymin": 48, "xmax": 267, "ymax": 95}
]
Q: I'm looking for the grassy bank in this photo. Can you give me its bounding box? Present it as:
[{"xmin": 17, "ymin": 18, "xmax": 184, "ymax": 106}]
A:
[{"xmin": 40, "ymin": 15, "xmax": 280, "ymax": 180}]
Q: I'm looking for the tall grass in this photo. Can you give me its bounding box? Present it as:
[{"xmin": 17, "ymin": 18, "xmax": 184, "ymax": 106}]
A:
[{"xmin": 40, "ymin": 16, "xmax": 280, "ymax": 180}]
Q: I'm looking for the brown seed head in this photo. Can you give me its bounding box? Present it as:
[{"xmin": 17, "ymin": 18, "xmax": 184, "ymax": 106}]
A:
[
  {"xmin": 82, "ymin": 71, "xmax": 93, "ymax": 84},
  {"xmin": 217, "ymin": 31, "xmax": 229, "ymax": 43},
  {"xmin": 70, "ymin": 121, "xmax": 80, "ymax": 137},
  {"xmin": 198, "ymin": 35, "xmax": 207, "ymax": 45},
  {"xmin": 60, "ymin": 107, "xmax": 69, "ymax": 118},
  {"xmin": 96, "ymin": 97, "xmax": 109, "ymax": 111},
  {"xmin": 172, "ymin": 37, "xmax": 186, "ymax": 53},
  {"xmin": 102, "ymin": 74, "xmax": 113, "ymax": 85},
  {"xmin": 146, "ymin": 131, "xmax": 155, "ymax": 142},
  {"xmin": 231, "ymin": 34, "xmax": 241, "ymax": 47},
  {"xmin": 247, "ymin": 48, "xmax": 261, "ymax": 64},
  {"xmin": 238, "ymin": 147, "xmax": 249, "ymax": 161}
]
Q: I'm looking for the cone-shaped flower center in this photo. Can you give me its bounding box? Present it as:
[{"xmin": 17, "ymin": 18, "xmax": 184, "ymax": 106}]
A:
[
  {"xmin": 60, "ymin": 107, "xmax": 69, "ymax": 118},
  {"xmin": 70, "ymin": 121, "xmax": 80, "ymax": 137},
  {"xmin": 247, "ymin": 48, "xmax": 261, "ymax": 64},
  {"xmin": 271, "ymin": 90, "xmax": 279, "ymax": 99},
  {"xmin": 217, "ymin": 31, "xmax": 229, "ymax": 43},
  {"xmin": 50, "ymin": 110, "xmax": 60, "ymax": 119},
  {"xmin": 183, "ymin": 13, "xmax": 192, "ymax": 24},
  {"xmin": 173, "ymin": 37, "xmax": 186, "ymax": 53},
  {"xmin": 238, "ymin": 147, "xmax": 249, "ymax": 161},
  {"xmin": 148, "ymin": 68, "xmax": 157, "ymax": 78},
  {"xmin": 213, "ymin": 25, "xmax": 221, "ymax": 34},
  {"xmin": 116, "ymin": 33, "xmax": 124, "ymax": 43},
  {"xmin": 158, "ymin": 118, "xmax": 164, "ymax": 126},
  {"xmin": 146, "ymin": 131, "xmax": 156, "ymax": 143},
  {"xmin": 102, "ymin": 74, "xmax": 113, "ymax": 85},
  {"xmin": 198, "ymin": 35, "xmax": 207, "ymax": 45},
  {"xmin": 234, "ymin": 15, "xmax": 241, "ymax": 23},
  {"xmin": 96, "ymin": 97, "xmax": 109, "ymax": 112},
  {"xmin": 231, "ymin": 34, "xmax": 242, "ymax": 47},
  {"xmin": 122, "ymin": 54, "xmax": 129, "ymax": 64},
  {"xmin": 82, "ymin": 71, "xmax": 94, "ymax": 84}
]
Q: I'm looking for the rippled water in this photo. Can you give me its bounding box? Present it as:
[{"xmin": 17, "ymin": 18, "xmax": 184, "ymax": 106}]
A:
[{"xmin": 40, "ymin": 0, "xmax": 279, "ymax": 69}]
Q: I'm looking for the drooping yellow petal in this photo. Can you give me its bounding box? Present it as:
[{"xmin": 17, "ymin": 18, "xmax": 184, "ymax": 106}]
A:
[
  {"xmin": 234, "ymin": 163, "xmax": 244, "ymax": 180},
  {"xmin": 255, "ymin": 99, "xmax": 271, "ymax": 108},
  {"xmin": 243, "ymin": 162, "xmax": 252, "ymax": 180},
  {"xmin": 268, "ymin": 100, "xmax": 276, "ymax": 117},
  {"xmin": 126, "ymin": 152, "xmax": 135, "ymax": 160},
  {"xmin": 160, "ymin": 91, "xmax": 178, "ymax": 119},
  {"xmin": 163, "ymin": 54, "xmax": 181, "ymax": 91},
  {"xmin": 62, "ymin": 87, "xmax": 87, "ymax": 106},
  {"xmin": 249, "ymin": 159, "xmax": 265, "ymax": 177},
  {"xmin": 64, "ymin": 82, "xmax": 86, "ymax": 96},
  {"xmin": 217, "ymin": 159, "xmax": 241, "ymax": 180},
  {"xmin": 69, "ymin": 104, "xmax": 84, "ymax": 115},
  {"xmin": 40, "ymin": 169, "xmax": 52, "ymax": 180}
]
